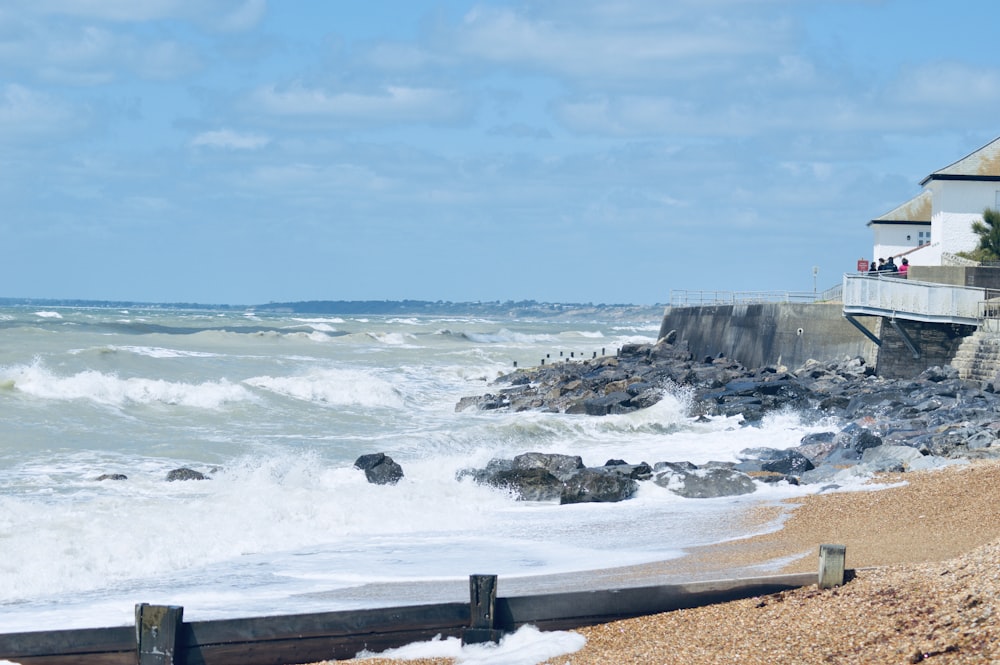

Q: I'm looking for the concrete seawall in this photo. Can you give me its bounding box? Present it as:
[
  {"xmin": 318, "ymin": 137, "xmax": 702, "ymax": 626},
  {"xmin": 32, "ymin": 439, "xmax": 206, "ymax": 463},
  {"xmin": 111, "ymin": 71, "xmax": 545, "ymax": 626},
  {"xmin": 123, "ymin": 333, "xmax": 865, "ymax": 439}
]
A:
[{"xmin": 658, "ymin": 302, "xmax": 879, "ymax": 371}]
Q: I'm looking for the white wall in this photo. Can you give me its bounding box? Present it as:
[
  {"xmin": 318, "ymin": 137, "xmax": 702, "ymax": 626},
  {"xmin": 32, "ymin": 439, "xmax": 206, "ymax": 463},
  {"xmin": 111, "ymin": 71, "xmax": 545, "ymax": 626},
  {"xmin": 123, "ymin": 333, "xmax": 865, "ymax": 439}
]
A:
[
  {"xmin": 927, "ymin": 179, "xmax": 1000, "ymax": 257},
  {"xmin": 871, "ymin": 223, "xmax": 930, "ymax": 263}
]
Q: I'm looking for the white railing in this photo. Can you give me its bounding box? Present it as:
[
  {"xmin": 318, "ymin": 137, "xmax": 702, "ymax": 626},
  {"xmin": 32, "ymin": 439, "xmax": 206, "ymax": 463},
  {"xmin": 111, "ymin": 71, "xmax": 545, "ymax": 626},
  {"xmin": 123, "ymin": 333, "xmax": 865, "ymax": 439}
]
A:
[
  {"xmin": 669, "ymin": 290, "xmax": 818, "ymax": 307},
  {"xmin": 842, "ymin": 273, "xmax": 985, "ymax": 325}
]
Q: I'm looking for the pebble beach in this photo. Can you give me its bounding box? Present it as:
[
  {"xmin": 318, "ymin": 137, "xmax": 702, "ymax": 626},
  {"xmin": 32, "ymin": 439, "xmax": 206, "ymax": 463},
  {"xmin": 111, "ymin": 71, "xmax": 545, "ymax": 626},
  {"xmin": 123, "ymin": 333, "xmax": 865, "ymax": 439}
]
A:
[{"xmin": 323, "ymin": 459, "xmax": 1000, "ymax": 664}]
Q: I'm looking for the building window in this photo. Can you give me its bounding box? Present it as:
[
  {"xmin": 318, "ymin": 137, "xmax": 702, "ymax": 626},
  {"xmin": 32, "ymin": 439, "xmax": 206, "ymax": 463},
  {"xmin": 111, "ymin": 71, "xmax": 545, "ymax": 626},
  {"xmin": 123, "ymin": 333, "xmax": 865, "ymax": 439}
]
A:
[{"xmin": 918, "ymin": 231, "xmax": 930, "ymax": 246}]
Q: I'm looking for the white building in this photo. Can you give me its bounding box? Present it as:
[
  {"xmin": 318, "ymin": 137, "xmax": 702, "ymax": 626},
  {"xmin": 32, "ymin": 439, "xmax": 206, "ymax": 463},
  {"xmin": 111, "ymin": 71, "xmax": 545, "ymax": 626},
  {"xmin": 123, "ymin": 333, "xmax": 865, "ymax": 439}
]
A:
[
  {"xmin": 871, "ymin": 136, "xmax": 1000, "ymax": 266},
  {"xmin": 867, "ymin": 190, "xmax": 931, "ymax": 265}
]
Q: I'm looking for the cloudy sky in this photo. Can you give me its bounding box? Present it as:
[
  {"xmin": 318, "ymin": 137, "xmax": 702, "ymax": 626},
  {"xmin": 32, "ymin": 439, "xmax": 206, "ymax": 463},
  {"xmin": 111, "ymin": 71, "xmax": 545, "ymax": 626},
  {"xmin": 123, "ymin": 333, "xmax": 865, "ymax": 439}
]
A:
[{"xmin": 3, "ymin": 0, "xmax": 999, "ymax": 306}]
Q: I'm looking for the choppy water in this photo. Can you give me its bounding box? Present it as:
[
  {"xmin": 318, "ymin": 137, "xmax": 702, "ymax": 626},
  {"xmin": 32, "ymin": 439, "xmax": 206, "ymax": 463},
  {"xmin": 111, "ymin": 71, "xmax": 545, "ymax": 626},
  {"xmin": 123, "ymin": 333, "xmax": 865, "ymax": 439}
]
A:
[{"xmin": 0, "ymin": 305, "xmax": 840, "ymax": 632}]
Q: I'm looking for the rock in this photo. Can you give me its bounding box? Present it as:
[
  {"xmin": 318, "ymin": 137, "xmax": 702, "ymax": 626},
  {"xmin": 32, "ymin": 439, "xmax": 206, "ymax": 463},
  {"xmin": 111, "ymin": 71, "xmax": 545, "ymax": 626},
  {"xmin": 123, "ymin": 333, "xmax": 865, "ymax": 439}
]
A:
[
  {"xmin": 511, "ymin": 452, "xmax": 584, "ymax": 480},
  {"xmin": 354, "ymin": 452, "xmax": 404, "ymax": 485},
  {"xmin": 166, "ymin": 467, "xmax": 208, "ymax": 481},
  {"xmin": 653, "ymin": 467, "xmax": 756, "ymax": 499},
  {"xmin": 95, "ymin": 473, "xmax": 127, "ymax": 481},
  {"xmin": 861, "ymin": 444, "xmax": 924, "ymax": 467},
  {"xmin": 486, "ymin": 467, "xmax": 564, "ymax": 501},
  {"xmin": 560, "ymin": 468, "xmax": 638, "ymax": 504},
  {"xmin": 736, "ymin": 447, "xmax": 815, "ymax": 475},
  {"xmin": 602, "ymin": 461, "xmax": 653, "ymax": 480}
]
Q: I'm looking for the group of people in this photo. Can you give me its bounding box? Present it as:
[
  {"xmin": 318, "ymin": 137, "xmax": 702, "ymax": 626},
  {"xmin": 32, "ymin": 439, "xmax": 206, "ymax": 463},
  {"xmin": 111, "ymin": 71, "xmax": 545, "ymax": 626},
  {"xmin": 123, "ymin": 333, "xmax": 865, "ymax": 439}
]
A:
[{"xmin": 868, "ymin": 256, "xmax": 909, "ymax": 275}]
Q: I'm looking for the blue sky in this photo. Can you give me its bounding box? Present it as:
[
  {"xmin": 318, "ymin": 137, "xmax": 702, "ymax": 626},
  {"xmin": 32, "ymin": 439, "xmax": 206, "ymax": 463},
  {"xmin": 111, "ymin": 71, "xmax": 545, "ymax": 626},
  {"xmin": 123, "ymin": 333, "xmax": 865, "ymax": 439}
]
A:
[{"xmin": 3, "ymin": 0, "xmax": 1000, "ymax": 306}]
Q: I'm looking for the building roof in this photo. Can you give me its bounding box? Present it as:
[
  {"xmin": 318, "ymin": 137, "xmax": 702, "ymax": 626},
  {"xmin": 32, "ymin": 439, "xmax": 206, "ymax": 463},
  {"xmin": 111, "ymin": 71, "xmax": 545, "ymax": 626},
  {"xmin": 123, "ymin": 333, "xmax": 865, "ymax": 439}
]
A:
[
  {"xmin": 867, "ymin": 190, "xmax": 932, "ymax": 227},
  {"xmin": 920, "ymin": 135, "xmax": 1000, "ymax": 185}
]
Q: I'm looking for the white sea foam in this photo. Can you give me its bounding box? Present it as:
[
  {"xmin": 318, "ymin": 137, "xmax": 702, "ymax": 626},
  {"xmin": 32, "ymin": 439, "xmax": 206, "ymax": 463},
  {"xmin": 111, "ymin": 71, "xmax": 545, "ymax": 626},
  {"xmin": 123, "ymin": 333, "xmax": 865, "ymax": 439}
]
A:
[
  {"xmin": 34, "ymin": 310, "xmax": 62, "ymax": 318},
  {"xmin": 355, "ymin": 625, "xmax": 585, "ymax": 664},
  {"xmin": 292, "ymin": 317, "xmax": 346, "ymax": 324},
  {"xmin": 244, "ymin": 367, "xmax": 405, "ymax": 407},
  {"xmin": 0, "ymin": 306, "xmax": 858, "ymax": 634},
  {"xmin": 0, "ymin": 361, "xmax": 251, "ymax": 408},
  {"xmin": 367, "ymin": 331, "xmax": 417, "ymax": 346},
  {"xmin": 464, "ymin": 329, "xmax": 557, "ymax": 344},
  {"xmin": 101, "ymin": 345, "xmax": 220, "ymax": 359}
]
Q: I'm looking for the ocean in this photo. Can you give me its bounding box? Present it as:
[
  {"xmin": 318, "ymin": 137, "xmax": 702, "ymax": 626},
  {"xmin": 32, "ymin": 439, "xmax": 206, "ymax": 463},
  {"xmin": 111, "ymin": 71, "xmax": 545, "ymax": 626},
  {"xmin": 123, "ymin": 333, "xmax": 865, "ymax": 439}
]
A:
[{"xmin": 0, "ymin": 304, "xmax": 843, "ymax": 633}]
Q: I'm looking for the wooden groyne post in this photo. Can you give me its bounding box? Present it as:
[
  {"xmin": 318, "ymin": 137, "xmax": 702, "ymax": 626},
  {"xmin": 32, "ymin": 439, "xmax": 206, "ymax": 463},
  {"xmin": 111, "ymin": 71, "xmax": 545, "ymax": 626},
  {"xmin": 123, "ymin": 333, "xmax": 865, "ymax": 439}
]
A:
[
  {"xmin": 818, "ymin": 544, "xmax": 847, "ymax": 589},
  {"xmin": 136, "ymin": 604, "xmax": 183, "ymax": 665},
  {"xmin": 462, "ymin": 574, "xmax": 505, "ymax": 645}
]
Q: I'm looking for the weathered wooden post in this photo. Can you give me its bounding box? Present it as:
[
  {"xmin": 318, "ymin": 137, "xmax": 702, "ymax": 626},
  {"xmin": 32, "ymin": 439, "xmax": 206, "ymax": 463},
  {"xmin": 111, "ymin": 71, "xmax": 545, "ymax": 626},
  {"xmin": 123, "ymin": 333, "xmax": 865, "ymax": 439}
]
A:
[
  {"xmin": 818, "ymin": 544, "xmax": 846, "ymax": 589},
  {"xmin": 462, "ymin": 574, "xmax": 504, "ymax": 645},
  {"xmin": 135, "ymin": 603, "xmax": 183, "ymax": 665}
]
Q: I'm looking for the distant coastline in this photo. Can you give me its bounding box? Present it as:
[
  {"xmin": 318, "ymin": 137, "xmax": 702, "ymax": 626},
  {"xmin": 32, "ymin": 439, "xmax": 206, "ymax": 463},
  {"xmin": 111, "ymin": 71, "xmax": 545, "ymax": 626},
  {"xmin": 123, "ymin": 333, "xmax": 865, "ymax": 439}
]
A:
[{"xmin": 0, "ymin": 297, "xmax": 666, "ymax": 320}]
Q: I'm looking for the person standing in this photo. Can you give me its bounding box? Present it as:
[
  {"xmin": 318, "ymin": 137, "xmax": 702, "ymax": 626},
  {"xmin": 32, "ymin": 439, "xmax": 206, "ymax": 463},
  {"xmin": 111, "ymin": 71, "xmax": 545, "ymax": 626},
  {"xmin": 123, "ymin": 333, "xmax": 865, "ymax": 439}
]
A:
[{"xmin": 899, "ymin": 258, "xmax": 909, "ymax": 275}]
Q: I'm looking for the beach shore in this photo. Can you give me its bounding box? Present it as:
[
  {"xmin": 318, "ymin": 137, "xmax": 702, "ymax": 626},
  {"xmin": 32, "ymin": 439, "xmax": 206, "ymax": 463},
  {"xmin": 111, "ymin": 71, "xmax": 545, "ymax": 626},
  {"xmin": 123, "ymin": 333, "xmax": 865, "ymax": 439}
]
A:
[{"xmin": 322, "ymin": 459, "xmax": 1000, "ymax": 664}]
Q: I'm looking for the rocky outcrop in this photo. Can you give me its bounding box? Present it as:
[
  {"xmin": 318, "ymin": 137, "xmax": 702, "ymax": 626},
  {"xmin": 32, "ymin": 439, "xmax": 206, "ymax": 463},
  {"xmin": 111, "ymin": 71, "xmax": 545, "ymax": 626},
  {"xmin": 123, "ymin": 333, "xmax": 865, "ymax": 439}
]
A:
[
  {"xmin": 653, "ymin": 466, "xmax": 757, "ymax": 499},
  {"xmin": 354, "ymin": 452, "xmax": 405, "ymax": 485},
  {"xmin": 166, "ymin": 467, "xmax": 209, "ymax": 481},
  {"xmin": 454, "ymin": 338, "xmax": 1000, "ymax": 504}
]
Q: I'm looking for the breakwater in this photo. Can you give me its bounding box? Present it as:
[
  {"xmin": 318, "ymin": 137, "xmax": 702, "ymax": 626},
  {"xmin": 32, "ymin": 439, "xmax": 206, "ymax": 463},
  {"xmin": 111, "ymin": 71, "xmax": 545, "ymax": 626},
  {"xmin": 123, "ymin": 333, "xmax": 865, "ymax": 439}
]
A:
[{"xmin": 658, "ymin": 302, "xmax": 878, "ymax": 371}]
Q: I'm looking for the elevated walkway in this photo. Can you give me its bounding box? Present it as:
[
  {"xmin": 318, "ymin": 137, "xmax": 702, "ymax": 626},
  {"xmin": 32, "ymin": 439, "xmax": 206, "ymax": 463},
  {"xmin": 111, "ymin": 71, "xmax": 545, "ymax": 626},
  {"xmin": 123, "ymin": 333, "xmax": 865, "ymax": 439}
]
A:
[
  {"xmin": 841, "ymin": 273, "xmax": 986, "ymax": 368},
  {"xmin": 842, "ymin": 273, "xmax": 984, "ymax": 326}
]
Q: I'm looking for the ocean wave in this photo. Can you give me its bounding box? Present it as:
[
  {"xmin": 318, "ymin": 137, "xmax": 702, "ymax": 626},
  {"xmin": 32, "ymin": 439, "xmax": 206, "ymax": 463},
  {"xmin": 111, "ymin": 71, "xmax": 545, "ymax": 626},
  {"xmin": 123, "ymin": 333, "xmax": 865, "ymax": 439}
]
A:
[
  {"xmin": 244, "ymin": 368, "xmax": 405, "ymax": 408},
  {"xmin": 0, "ymin": 361, "xmax": 252, "ymax": 408},
  {"xmin": 366, "ymin": 331, "xmax": 417, "ymax": 346},
  {"xmin": 34, "ymin": 311, "xmax": 63, "ymax": 319},
  {"xmin": 79, "ymin": 345, "xmax": 221, "ymax": 359},
  {"xmin": 292, "ymin": 317, "xmax": 346, "ymax": 324},
  {"xmin": 463, "ymin": 329, "xmax": 557, "ymax": 344}
]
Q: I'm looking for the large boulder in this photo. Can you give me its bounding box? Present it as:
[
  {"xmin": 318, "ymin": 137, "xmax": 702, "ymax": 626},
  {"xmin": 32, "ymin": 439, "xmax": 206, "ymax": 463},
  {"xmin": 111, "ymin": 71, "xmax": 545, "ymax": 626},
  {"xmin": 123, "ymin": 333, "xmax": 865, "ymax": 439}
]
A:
[
  {"xmin": 560, "ymin": 468, "xmax": 638, "ymax": 505},
  {"xmin": 166, "ymin": 467, "xmax": 208, "ymax": 481},
  {"xmin": 511, "ymin": 452, "xmax": 584, "ymax": 481},
  {"xmin": 653, "ymin": 467, "xmax": 756, "ymax": 499},
  {"xmin": 354, "ymin": 452, "xmax": 404, "ymax": 485},
  {"xmin": 484, "ymin": 467, "xmax": 564, "ymax": 502},
  {"xmin": 735, "ymin": 447, "xmax": 815, "ymax": 475}
]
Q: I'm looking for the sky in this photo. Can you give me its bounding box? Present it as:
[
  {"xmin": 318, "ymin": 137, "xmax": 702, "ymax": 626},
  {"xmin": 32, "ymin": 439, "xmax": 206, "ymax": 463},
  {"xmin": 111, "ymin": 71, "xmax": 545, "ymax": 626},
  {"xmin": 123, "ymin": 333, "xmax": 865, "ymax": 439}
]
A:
[{"xmin": 4, "ymin": 0, "xmax": 1000, "ymax": 306}]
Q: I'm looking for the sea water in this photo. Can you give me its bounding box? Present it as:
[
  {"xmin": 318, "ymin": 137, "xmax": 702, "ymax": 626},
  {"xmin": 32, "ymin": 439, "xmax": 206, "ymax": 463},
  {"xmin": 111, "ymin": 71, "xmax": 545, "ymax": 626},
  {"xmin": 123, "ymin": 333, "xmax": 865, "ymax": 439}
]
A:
[{"xmin": 0, "ymin": 305, "xmax": 840, "ymax": 633}]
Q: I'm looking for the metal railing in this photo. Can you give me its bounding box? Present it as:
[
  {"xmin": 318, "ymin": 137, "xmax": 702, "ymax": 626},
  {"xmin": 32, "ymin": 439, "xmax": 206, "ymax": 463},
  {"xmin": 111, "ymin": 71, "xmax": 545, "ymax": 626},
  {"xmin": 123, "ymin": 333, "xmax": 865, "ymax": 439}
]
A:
[
  {"xmin": 842, "ymin": 273, "xmax": 985, "ymax": 325},
  {"xmin": 668, "ymin": 290, "xmax": 819, "ymax": 307}
]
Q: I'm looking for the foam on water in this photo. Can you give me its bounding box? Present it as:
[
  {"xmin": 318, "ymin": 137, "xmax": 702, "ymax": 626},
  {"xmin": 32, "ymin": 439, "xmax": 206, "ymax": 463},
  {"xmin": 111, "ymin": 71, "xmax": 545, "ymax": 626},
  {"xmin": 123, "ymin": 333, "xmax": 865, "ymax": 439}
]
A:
[
  {"xmin": 0, "ymin": 306, "xmax": 860, "ymax": 633},
  {"xmin": 0, "ymin": 360, "xmax": 253, "ymax": 408},
  {"xmin": 244, "ymin": 367, "xmax": 406, "ymax": 408}
]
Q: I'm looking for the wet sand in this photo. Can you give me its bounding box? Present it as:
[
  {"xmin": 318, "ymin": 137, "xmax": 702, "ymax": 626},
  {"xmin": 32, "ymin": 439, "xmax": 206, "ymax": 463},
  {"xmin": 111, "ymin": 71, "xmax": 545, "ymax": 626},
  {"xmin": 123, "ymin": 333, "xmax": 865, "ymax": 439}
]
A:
[{"xmin": 317, "ymin": 459, "xmax": 1000, "ymax": 664}]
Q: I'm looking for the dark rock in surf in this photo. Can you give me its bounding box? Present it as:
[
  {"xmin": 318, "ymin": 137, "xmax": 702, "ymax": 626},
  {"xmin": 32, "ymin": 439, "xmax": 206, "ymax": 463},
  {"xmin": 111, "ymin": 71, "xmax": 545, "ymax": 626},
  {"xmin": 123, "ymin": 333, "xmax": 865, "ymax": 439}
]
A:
[
  {"xmin": 95, "ymin": 473, "xmax": 128, "ymax": 481},
  {"xmin": 653, "ymin": 467, "xmax": 756, "ymax": 499},
  {"xmin": 484, "ymin": 467, "xmax": 565, "ymax": 502},
  {"xmin": 559, "ymin": 468, "xmax": 638, "ymax": 504},
  {"xmin": 354, "ymin": 452, "xmax": 404, "ymax": 485},
  {"xmin": 735, "ymin": 447, "xmax": 814, "ymax": 475},
  {"xmin": 166, "ymin": 467, "xmax": 208, "ymax": 481},
  {"xmin": 509, "ymin": 452, "xmax": 585, "ymax": 480}
]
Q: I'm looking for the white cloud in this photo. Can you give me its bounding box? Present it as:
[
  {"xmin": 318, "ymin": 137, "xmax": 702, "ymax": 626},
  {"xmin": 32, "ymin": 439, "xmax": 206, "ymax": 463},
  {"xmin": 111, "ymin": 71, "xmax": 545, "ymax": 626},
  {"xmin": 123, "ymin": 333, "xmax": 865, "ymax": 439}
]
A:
[
  {"xmin": 0, "ymin": 83, "xmax": 82, "ymax": 139},
  {"xmin": 192, "ymin": 129, "xmax": 270, "ymax": 149},
  {"xmin": 132, "ymin": 39, "xmax": 202, "ymax": 80},
  {"xmin": 249, "ymin": 83, "xmax": 469, "ymax": 125},
  {"xmin": 24, "ymin": 0, "xmax": 266, "ymax": 31},
  {"xmin": 28, "ymin": 0, "xmax": 189, "ymax": 22},
  {"xmin": 218, "ymin": 0, "xmax": 267, "ymax": 32},
  {"xmin": 891, "ymin": 61, "xmax": 1000, "ymax": 106},
  {"xmin": 453, "ymin": 4, "xmax": 789, "ymax": 83}
]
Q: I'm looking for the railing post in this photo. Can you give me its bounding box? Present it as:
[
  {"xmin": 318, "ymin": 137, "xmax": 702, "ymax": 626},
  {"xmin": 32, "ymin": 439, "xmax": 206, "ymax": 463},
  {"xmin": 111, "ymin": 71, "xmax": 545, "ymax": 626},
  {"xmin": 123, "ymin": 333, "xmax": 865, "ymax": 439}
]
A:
[{"xmin": 135, "ymin": 604, "xmax": 183, "ymax": 665}]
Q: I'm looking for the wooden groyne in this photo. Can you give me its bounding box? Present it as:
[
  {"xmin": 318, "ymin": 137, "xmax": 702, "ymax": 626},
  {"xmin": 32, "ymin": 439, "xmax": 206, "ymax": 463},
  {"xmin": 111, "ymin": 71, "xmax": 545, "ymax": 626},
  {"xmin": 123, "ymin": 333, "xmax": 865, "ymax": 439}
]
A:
[{"xmin": 0, "ymin": 546, "xmax": 848, "ymax": 665}]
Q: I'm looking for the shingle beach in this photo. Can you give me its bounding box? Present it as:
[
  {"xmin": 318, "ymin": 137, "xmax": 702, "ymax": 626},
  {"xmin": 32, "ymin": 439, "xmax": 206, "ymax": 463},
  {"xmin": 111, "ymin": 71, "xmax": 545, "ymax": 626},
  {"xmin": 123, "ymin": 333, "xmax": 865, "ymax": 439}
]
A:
[{"xmin": 321, "ymin": 460, "xmax": 1000, "ymax": 664}]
